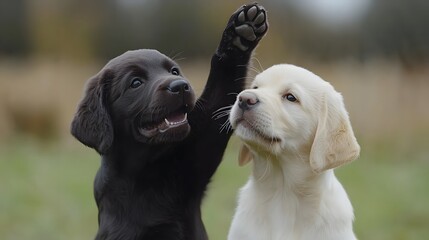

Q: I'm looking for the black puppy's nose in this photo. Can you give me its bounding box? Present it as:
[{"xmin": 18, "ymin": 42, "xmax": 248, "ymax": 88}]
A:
[
  {"xmin": 238, "ymin": 92, "xmax": 259, "ymax": 110},
  {"xmin": 167, "ymin": 79, "xmax": 190, "ymax": 94}
]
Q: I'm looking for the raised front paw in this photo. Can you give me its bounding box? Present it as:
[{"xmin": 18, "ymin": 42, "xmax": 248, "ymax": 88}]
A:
[
  {"xmin": 232, "ymin": 4, "xmax": 268, "ymax": 51},
  {"xmin": 218, "ymin": 3, "xmax": 268, "ymax": 55}
]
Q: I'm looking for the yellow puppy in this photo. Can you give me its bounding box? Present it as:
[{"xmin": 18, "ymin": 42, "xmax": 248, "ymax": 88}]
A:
[{"xmin": 228, "ymin": 64, "xmax": 360, "ymax": 240}]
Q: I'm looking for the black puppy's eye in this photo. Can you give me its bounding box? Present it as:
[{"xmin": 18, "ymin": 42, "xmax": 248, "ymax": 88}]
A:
[
  {"xmin": 171, "ymin": 67, "xmax": 180, "ymax": 76},
  {"xmin": 284, "ymin": 93, "xmax": 298, "ymax": 102},
  {"xmin": 252, "ymin": 86, "xmax": 258, "ymax": 89},
  {"xmin": 130, "ymin": 77, "xmax": 143, "ymax": 88}
]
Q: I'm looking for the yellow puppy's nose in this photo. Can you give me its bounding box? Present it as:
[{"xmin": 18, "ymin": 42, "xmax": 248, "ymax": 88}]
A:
[{"xmin": 238, "ymin": 92, "xmax": 259, "ymax": 110}]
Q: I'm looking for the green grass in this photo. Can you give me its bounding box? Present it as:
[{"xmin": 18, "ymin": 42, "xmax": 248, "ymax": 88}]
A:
[
  {"xmin": 1, "ymin": 135, "xmax": 428, "ymax": 240},
  {"xmin": 338, "ymin": 138, "xmax": 429, "ymax": 240},
  {"xmin": 0, "ymin": 138, "xmax": 99, "ymax": 240}
]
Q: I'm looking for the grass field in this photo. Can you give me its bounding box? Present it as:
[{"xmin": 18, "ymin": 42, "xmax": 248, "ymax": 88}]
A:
[{"xmin": 1, "ymin": 133, "xmax": 428, "ymax": 240}]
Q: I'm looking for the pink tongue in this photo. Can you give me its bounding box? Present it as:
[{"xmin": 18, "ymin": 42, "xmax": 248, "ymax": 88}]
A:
[{"xmin": 166, "ymin": 112, "xmax": 186, "ymax": 122}]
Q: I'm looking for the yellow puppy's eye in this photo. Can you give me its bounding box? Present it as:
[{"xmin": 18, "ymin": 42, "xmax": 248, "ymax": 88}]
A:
[{"xmin": 284, "ymin": 93, "xmax": 298, "ymax": 102}]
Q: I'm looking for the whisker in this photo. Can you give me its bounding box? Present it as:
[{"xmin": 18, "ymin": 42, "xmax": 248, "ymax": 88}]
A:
[
  {"xmin": 219, "ymin": 121, "xmax": 227, "ymax": 133},
  {"xmin": 249, "ymin": 66, "xmax": 261, "ymax": 74},
  {"xmin": 173, "ymin": 57, "xmax": 186, "ymax": 62},
  {"xmin": 233, "ymin": 76, "xmax": 254, "ymax": 83},
  {"xmin": 236, "ymin": 64, "xmax": 248, "ymax": 68},
  {"xmin": 235, "ymin": 63, "xmax": 259, "ymax": 75},
  {"xmin": 170, "ymin": 51, "xmax": 184, "ymax": 61},
  {"xmin": 227, "ymin": 122, "xmax": 233, "ymax": 133},
  {"xmin": 212, "ymin": 111, "xmax": 230, "ymax": 120},
  {"xmin": 212, "ymin": 106, "xmax": 232, "ymax": 122},
  {"xmin": 251, "ymin": 56, "xmax": 265, "ymax": 72},
  {"xmin": 213, "ymin": 105, "xmax": 233, "ymax": 114},
  {"xmin": 194, "ymin": 100, "xmax": 206, "ymax": 112},
  {"xmin": 219, "ymin": 118, "xmax": 233, "ymax": 134},
  {"xmin": 219, "ymin": 120, "xmax": 226, "ymax": 132},
  {"xmin": 213, "ymin": 113, "xmax": 230, "ymax": 121}
]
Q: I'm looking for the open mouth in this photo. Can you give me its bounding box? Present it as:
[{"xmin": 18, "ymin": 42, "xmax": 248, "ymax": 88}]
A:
[{"xmin": 138, "ymin": 106, "xmax": 189, "ymax": 137}]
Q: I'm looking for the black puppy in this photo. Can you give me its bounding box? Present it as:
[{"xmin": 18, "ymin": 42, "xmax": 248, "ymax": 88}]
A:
[{"xmin": 71, "ymin": 4, "xmax": 267, "ymax": 240}]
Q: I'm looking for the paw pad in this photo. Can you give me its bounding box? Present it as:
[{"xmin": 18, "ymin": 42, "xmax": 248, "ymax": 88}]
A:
[{"xmin": 233, "ymin": 4, "xmax": 268, "ymax": 51}]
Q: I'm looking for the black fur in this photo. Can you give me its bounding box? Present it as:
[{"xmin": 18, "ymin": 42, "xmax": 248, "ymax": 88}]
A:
[{"xmin": 71, "ymin": 4, "xmax": 268, "ymax": 240}]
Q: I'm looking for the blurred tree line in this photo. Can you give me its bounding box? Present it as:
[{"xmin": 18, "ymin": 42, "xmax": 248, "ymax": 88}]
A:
[{"xmin": 1, "ymin": 0, "xmax": 428, "ymax": 66}]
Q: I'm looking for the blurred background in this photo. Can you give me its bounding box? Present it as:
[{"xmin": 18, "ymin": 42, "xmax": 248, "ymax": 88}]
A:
[{"xmin": 1, "ymin": 0, "xmax": 428, "ymax": 239}]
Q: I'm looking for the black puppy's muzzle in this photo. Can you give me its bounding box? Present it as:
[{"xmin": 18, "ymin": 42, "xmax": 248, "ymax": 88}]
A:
[
  {"xmin": 156, "ymin": 78, "xmax": 195, "ymax": 112},
  {"xmin": 159, "ymin": 78, "xmax": 195, "ymax": 109},
  {"xmin": 135, "ymin": 78, "xmax": 195, "ymax": 142}
]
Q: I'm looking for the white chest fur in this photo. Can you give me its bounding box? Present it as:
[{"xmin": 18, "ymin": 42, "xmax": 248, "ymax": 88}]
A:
[{"xmin": 228, "ymin": 158, "xmax": 356, "ymax": 240}]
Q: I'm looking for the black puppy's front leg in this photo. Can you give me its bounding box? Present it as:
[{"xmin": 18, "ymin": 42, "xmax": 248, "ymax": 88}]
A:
[
  {"xmin": 188, "ymin": 3, "xmax": 268, "ymax": 183},
  {"xmin": 195, "ymin": 3, "xmax": 268, "ymax": 124}
]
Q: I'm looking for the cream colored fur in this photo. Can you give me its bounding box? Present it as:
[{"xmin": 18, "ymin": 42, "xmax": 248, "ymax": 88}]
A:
[{"xmin": 228, "ymin": 64, "xmax": 360, "ymax": 240}]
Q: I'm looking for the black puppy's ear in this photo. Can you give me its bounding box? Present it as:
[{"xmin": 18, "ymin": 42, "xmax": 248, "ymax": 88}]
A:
[{"xmin": 71, "ymin": 71, "xmax": 113, "ymax": 154}]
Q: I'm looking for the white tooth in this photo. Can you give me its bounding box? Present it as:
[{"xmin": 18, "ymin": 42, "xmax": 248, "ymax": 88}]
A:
[{"xmin": 165, "ymin": 118, "xmax": 170, "ymax": 125}]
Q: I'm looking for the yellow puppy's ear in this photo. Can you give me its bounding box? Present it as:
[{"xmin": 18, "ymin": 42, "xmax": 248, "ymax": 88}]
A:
[
  {"xmin": 238, "ymin": 144, "xmax": 253, "ymax": 166},
  {"xmin": 310, "ymin": 92, "xmax": 360, "ymax": 174}
]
